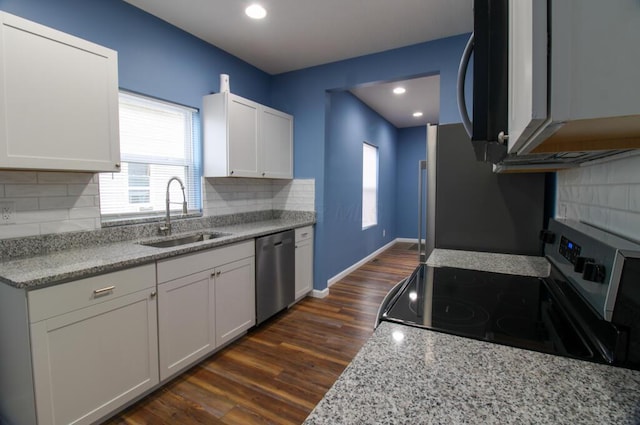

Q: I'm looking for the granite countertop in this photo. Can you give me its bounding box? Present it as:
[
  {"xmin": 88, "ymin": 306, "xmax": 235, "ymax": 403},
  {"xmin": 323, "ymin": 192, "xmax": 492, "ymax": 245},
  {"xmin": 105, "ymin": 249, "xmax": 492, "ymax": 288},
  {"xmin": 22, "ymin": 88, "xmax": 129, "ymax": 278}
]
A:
[
  {"xmin": 304, "ymin": 249, "xmax": 640, "ymax": 424},
  {"xmin": 0, "ymin": 215, "xmax": 314, "ymax": 289},
  {"xmin": 426, "ymin": 248, "xmax": 550, "ymax": 278},
  {"xmin": 305, "ymin": 322, "xmax": 640, "ymax": 425}
]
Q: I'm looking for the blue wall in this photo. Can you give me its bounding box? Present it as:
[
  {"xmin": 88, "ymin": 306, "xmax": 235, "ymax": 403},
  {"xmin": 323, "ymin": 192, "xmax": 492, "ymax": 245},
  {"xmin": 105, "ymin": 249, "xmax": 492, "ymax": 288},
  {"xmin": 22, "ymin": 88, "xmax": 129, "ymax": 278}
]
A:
[
  {"xmin": 324, "ymin": 91, "xmax": 397, "ymax": 280},
  {"xmin": 271, "ymin": 35, "xmax": 468, "ymax": 290},
  {"xmin": 396, "ymin": 126, "xmax": 427, "ymax": 239},
  {"xmin": 2, "ymin": 0, "xmax": 469, "ymax": 292},
  {"xmin": 0, "ymin": 0, "xmax": 271, "ymax": 109}
]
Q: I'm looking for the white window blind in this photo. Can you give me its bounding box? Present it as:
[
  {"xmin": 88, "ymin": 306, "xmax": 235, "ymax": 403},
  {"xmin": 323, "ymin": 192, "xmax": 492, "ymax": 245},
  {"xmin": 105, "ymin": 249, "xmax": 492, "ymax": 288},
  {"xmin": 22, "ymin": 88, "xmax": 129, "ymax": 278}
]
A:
[
  {"xmin": 99, "ymin": 92, "xmax": 201, "ymax": 221},
  {"xmin": 362, "ymin": 142, "xmax": 378, "ymax": 229}
]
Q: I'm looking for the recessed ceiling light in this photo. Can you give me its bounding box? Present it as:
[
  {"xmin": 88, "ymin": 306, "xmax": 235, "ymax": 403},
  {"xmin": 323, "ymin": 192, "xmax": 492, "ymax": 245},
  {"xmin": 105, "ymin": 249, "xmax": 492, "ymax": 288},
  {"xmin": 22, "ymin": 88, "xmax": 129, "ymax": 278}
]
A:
[
  {"xmin": 413, "ymin": 111, "xmax": 424, "ymax": 117},
  {"xmin": 245, "ymin": 4, "xmax": 267, "ymax": 19},
  {"xmin": 393, "ymin": 87, "xmax": 406, "ymax": 94}
]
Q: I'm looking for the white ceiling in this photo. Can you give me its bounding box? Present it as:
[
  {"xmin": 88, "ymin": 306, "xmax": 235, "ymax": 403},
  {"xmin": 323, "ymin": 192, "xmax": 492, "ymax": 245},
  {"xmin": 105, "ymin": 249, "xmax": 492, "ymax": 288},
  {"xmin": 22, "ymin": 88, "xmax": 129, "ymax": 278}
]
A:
[{"xmin": 123, "ymin": 0, "xmax": 472, "ymax": 128}]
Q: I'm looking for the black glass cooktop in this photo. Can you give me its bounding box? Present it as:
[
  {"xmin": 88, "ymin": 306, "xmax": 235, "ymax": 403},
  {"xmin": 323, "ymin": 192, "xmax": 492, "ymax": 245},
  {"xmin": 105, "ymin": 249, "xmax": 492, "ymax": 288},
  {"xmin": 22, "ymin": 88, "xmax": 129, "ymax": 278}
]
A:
[{"xmin": 381, "ymin": 265, "xmax": 599, "ymax": 362}]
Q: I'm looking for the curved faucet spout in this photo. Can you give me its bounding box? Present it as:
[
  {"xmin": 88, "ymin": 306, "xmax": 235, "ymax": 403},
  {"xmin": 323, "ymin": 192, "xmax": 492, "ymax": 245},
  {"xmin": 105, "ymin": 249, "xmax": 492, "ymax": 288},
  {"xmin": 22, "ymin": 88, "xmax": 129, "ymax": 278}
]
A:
[{"xmin": 161, "ymin": 177, "xmax": 187, "ymax": 235}]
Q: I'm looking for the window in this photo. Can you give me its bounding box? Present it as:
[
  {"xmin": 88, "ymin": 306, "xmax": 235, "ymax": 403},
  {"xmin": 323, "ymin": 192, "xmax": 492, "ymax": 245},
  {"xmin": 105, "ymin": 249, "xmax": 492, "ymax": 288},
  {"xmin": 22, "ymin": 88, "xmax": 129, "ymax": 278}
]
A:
[
  {"xmin": 362, "ymin": 142, "xmax": 378, "ymax": 229},
  {"xmin": 99, "ymin": 92, "xmax": 201, "ymax": 221}
]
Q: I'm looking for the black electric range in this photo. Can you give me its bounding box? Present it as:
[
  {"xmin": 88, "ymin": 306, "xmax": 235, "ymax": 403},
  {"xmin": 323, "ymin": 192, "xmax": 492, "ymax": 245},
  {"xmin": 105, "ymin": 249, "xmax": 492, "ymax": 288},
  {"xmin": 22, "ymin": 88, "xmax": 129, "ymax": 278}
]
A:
[{"xmin": 378, "ymin": 219, "xmax": 640, "ymax": 370}]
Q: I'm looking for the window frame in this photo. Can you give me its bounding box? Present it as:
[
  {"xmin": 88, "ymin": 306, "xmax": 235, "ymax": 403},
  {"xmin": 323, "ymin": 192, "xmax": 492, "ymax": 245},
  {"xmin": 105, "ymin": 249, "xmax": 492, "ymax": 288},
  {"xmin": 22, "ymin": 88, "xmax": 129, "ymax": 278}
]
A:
[
  {"xmin": 362, "ymin": 141, "xmax": 379, "ymax": 230},
  {"xmin": 98, "ymin": 91, "xmax": 202, "ymax": 224}
]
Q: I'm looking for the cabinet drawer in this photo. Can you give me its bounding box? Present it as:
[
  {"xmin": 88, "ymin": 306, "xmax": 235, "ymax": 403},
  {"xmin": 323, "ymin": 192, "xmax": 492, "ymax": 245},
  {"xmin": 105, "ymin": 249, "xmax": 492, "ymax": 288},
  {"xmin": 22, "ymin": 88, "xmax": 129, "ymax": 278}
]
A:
[
  {"xmin": 28, "ymin": 264, "xmax": 155, "ymax": 323},
  {"xmin": 295, "ymin": 226, "xmax": 313, "ymax": 243},
  {"xmin": 157, "ymin": 240, "xmax": 255, "ymax": 284}
]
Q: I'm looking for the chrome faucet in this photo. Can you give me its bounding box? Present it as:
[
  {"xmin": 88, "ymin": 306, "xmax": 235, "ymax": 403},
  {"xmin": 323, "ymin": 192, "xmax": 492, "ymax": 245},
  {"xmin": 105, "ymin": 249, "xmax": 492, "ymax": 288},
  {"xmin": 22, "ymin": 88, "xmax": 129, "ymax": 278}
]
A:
[{"xmin": 160, "ymin": 177, "xmax": 187, "ymax": 235}]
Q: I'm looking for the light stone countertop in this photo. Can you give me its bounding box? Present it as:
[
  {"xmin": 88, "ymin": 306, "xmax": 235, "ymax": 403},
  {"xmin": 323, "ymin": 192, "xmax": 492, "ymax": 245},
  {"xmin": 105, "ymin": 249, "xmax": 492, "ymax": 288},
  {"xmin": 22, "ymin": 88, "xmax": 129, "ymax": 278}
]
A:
[
  {"xmin": 303, "ymin": 248, "xmax": 640, "ymax": 424},
  {"xmin": 304, "ymin": 321, "xmax": 640, "ymax": 425},
  {"xmin": 0, "ymin": 216, "xmax": 314, "ymax": 289},
  {"xmin": 427, "ymin": 248, "xmax": 550, "ymax": 277}
]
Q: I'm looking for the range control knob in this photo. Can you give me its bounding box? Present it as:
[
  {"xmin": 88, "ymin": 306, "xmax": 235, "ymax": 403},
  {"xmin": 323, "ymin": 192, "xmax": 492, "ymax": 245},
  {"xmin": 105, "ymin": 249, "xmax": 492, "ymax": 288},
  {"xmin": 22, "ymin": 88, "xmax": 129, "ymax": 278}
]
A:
[
  {"xmin": 539, "ymin": 230, "xmax": 556, "ymax": 244},
  {"xmin": 574, "ymin": 256, "xmax": 595, "ymax": 273},
  {"xmin": 583, "ymin": 263, "xmax": 606, "ymax": 283}
]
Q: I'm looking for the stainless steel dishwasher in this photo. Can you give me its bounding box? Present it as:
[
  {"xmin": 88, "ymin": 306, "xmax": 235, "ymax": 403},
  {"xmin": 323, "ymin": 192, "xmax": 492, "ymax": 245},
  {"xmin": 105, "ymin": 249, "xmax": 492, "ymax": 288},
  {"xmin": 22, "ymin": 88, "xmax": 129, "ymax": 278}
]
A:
[{"xmin": 255, "ymin": 230, "xmax": 295, "ymax": 324}]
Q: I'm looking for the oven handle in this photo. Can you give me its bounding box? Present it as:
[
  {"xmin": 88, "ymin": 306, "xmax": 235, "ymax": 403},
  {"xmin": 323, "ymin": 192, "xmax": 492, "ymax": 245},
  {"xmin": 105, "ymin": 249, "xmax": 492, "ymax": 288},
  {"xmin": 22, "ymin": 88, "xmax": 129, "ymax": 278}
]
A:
[{"xmin": 417, "ymin": 160, "xmax": 427, "ymax": 263}]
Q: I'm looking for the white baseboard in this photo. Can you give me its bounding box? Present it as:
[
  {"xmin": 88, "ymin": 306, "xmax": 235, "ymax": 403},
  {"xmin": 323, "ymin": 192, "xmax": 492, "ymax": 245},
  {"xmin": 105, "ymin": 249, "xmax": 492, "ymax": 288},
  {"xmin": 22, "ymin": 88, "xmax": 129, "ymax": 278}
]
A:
[
  {"xmin": 310, "ymin": 288, "xmax": 329, "ymax": 298},
  {"xmin": 396, "ymin": 237, "xmax": 419, "ymax": 243},
  {"xmin": 327, "ymin": 239, "xmax": 398, "ymax": 287}
]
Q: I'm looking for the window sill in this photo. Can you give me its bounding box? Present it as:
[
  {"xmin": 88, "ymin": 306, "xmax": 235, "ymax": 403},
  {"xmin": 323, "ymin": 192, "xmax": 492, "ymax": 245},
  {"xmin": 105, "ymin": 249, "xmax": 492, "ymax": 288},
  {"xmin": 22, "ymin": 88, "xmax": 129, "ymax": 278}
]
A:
[{"xmin": 101, "ymin": 211, "xmax": 202, "ymax": 228}]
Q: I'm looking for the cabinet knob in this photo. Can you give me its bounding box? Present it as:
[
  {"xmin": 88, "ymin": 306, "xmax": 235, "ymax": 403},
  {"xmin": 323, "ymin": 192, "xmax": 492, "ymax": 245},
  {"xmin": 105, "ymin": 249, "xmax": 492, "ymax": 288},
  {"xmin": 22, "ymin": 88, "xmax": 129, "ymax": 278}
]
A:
[
  {"xmin": 498, "ymin": 131, "xmax": 509, "ymax": 144},
  {"xmin": 262, "ymin": 172, "xmax": 266, "ymax": 176},
  {"xmin": 150, "ymin": 290, "xmax": 157, "ymax": 298},
  {"xmin": 230, "ymin": 170, "xmax": 234, "ymax": 175},
  {"xmin": 217, "ymin": 270, "xmax": 221, "ymax": 276},
  {"xmin": 115, "ymin": 163, "xmax": 121, "ymax": 168}
]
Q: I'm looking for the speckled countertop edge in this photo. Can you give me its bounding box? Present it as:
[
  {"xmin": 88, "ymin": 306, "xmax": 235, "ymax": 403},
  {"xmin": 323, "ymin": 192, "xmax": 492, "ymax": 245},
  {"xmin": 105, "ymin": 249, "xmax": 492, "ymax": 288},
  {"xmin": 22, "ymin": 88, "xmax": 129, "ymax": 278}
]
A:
[
  {"xmin": 0, "ymin": 216, "xmax": 314, "ymax": 289},
  {"xmin": 427, "ymin": 248, "xmax": 550, "ymax": 278},
  {"xmin": 304, "ymin": 322, "xmax": 640, "ymax": 425}
]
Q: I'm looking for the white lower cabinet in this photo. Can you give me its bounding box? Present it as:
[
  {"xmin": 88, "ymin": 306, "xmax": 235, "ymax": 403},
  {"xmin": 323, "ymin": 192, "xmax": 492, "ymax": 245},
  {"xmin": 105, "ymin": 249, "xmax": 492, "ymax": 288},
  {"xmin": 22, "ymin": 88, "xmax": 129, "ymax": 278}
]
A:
[
  {"xmin": 28, "ymin": 264, "xmax": 158, "ymax": 425},
  {"xmin": 157, "ymin": 240, "xmax": 255, "ymax": 381},
  {"xmin": 157, "ymin": 270, "xmax": 215, "ymax": 382},
  {"xmin": 215, "ymin": 257, "xmax": 255, "ymax": 346},
  {"xmin": 295, "ymin": 226, "xmax": 314, "ymax": 300}
]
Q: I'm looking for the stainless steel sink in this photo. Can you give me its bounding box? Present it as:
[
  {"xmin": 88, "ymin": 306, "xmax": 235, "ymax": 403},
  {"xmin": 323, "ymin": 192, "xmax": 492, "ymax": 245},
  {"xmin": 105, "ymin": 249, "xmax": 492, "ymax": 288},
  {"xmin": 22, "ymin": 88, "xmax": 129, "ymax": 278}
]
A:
[{"xmin": 140, "ymin": 232, "xmax": 230, "ymax": 248}]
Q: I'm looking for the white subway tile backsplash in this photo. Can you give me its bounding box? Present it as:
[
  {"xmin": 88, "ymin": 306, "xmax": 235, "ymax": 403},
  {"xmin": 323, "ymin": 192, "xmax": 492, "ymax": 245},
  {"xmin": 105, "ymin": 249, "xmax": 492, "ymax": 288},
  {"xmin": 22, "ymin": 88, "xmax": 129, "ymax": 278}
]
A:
[
  {"xmin": 557, "ymin": 154, "xmax": 640, "ymax": 242},
  {"xmin": 2, "ymin": 197, "xmax": 39, "ymax": 212},
  {"xmin": 68, "ymin": 183, "xmax": 99, "ymax": 196},
  {"xmin": 0, "ymin": 171, "xmax": 314, "ymax": 240},
  {"xmin": 202, "ymin": 177, "xmax": 315, "ymax": 217},
  {"xmin": 0, "ymin": 170, "xmax": 101, "ymax": 239},
  {"xmin": 5, "ymin": 184, "xmax": 68, "ymax": 197},
  {"xmin": 37, "ymin": 172, "xmax": 94, "ymax": 184},
  {"xmin": 40, "ymin": 219, "xmax": 97, "ymax": 235},
  {"xmin": 0, "ymin": 223, "xmax": 41, "ymax": 239},
  {"xmin": 69, "ymin": 207, "xmax": 101, "ymax": 220},
  {"xmin": 0, "ymin": 171, "xmax": 38, "ymax": 184},
  {"xmin": 15, "ymin": 209, "xmax": 69, "ymax": 225},
  {"xmin": 629, "ymin": 186, "xmax": 640, "ymax": 212}
]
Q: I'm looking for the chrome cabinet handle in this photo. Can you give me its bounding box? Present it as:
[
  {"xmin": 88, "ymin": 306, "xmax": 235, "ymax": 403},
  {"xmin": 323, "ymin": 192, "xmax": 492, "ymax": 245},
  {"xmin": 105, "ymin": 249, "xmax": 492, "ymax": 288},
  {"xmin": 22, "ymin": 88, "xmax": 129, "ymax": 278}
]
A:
[{"xmin": 93, "ymin": 285, "xmax": 115, "ymax": 296}]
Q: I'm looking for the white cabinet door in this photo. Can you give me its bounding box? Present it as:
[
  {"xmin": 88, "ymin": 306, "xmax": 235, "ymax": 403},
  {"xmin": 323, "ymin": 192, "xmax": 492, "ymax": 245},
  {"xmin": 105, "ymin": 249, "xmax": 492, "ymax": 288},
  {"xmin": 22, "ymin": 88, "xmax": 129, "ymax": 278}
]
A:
[
  {"xmin": 0, "ymin": 12, "xmax": 120, "ymax": 172},
  {"xmin": 507, "ymin": 0, "xmax": 548, "ymax": 154},
  {"xmin": 228, "ymin": 95, "xmax": 260, "ymax": 177},
  {"xmin": 261, "ymin": 107, "xmax": 293, "ymax": 179},
  {"xmin": 215, "ymin": 256, "xmax": 256, "ymax": 346},
  {"xmin": 30, "ymin": 289, "xmax": 158, "ymax": 425},
  {"xmin": 203, "ymin": 92, "xmax": 293, "ymax": 179},
  {"xmin": 158, "ymin": 270, "xmax": 215, "ymax": 381},
  {"xmin": 295, "ymin": 226, "xmax": 314, "ymax": 300}
]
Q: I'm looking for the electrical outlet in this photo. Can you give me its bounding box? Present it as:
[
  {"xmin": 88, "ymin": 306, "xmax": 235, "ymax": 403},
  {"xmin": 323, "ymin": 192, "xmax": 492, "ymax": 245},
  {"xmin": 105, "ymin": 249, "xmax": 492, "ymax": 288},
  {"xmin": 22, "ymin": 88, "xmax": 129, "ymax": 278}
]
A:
[{"xmin": 0, "ymin": 201, "xmax": 16, "ymax": 225}]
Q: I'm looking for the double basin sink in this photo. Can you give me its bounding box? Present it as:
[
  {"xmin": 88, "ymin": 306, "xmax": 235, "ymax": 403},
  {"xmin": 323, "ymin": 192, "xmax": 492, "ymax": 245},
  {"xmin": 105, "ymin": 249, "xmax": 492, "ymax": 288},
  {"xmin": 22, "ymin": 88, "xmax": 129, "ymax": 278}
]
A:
[{"xmin": 140, "ymin": 231, "xmax": 231, "ymax": 248}]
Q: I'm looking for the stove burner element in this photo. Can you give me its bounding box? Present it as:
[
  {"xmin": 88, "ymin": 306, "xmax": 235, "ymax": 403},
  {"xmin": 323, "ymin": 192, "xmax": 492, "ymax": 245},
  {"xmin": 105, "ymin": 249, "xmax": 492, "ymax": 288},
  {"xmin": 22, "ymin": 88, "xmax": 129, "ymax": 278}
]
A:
[{"xmin": 432, "ymin": 297, "xmax": 490, "ymax": 327}]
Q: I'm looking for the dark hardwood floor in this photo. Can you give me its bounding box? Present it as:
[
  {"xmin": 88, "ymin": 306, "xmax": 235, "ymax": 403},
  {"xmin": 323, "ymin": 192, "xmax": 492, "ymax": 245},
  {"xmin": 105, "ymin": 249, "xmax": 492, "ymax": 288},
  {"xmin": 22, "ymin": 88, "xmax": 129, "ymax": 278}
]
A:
[{"xmin": 104, "ymin": 242, "xmax": 418, "ymax": 425}]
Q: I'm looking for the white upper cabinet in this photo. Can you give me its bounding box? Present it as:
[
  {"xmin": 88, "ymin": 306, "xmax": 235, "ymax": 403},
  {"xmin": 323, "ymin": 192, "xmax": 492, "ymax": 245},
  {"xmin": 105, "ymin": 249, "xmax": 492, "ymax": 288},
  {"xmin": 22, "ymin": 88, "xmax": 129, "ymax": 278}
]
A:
[
  {"xmin": 0, "ymin": 12, "xmax": 120, "ymax": 172},
  {"xmin": 507, "ymin": 0, "xmax": 640, "ymax": 156},
  {"xmin": 203, "ymin": 92, "xmax": 293, "ymax": 179},
  {"xmin": 261, "ymin": 106, "xmax": 293, "ymax": 179}
]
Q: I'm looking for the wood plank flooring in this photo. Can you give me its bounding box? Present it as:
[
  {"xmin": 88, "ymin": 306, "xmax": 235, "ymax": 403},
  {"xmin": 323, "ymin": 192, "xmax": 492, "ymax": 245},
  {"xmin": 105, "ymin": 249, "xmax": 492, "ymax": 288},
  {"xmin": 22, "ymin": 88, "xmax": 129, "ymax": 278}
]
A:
[{"xmin": 104, "ymin": 242, "xmax": 418, "ymax": 425}]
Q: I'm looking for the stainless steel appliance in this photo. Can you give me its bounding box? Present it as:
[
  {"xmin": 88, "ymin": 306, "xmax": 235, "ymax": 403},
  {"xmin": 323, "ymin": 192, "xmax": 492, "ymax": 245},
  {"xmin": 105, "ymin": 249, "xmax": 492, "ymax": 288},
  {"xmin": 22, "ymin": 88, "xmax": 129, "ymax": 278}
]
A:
[
  {"xmin": 255, "ymin": 230, "xmax": 295, "ymax": 325},
  {"xmin": 379, "ymin": 219, "xmax": 640, "ymax": 370},
  {"xmin": 420, "ymin": 123, "xmax": 546, "ymax": 258},
  {"xmin": 459, "ymin": 0, "xmax": 640, "ymax": 170}
]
